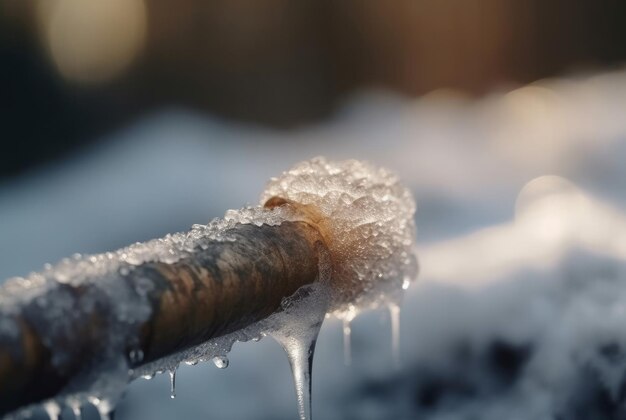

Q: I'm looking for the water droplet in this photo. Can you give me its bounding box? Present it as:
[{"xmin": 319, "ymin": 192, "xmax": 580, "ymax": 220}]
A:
[
  {"xmin": 169, "ymin": 369, "xmax": 177, "ymax": 399},
  {"xmin": 185, "ymin": 360, "xmax": 198, "ymax": 366},
  {"xmin": 342, "ymin": 319, "xmax": 352, "ymax": 366},
  {"xmin": 389, "ymin": 303, "xmax": 401, "ymax": 369},
  {"xmin": 142, "ymin": 373, "xmax": 155, "ymax": 380},
  {"xmin": 129, "ymin": 348, "xmax": 144, "ymax": 364},
  {"xmin": 43, "ymin": 401, "xmax": 61, "ymax": 420},
  {"xmin": 402, "ymin": 278, "xmax": 410, "ymax": 290},
  {"xmin": 119, "ymin": 267, "xmax": 130, "ymax": 276},
  {"xmin": 212, "ymin": 356, "xmax": 229, "ymax": 369}
]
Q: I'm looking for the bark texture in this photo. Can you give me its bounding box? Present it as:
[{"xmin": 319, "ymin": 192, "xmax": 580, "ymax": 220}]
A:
[{"xmin": 0, "ymin": 219, "xmax": 326, "ymax": 415}]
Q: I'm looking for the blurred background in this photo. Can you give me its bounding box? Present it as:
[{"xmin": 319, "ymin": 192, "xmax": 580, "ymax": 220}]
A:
[{"xmin": 2, "ymin": 1, "xmax": 626, "ymax": 419}]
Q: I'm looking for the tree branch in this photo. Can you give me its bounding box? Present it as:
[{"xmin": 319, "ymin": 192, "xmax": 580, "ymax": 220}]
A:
[{"xmin": 0, "ymin": 215, "xmax": 326, "ymax": 415}]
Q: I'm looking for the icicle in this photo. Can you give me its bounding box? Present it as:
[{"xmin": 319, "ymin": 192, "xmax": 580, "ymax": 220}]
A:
[
  {"xmin": 169, "ymin": 369, "xmax": 177, "ymax": 399},
  {"xmin": 88, "ymin": 397, "xmax": 113, "ymax": 420},
  {"xmin": 268, "ymin": 284, "xmax": 330, "ymax": 420},
  {"xmin": 96, "ymin": 407, "xmax": 112, "ymax": 420},
  {"xmin": 342, "ymin": 319, "xmax": 352, "ymax": 366},
  {"xmin": 43, "ymin": 401, "xmax": 61, "ymax": 420},
  {"xmin": 69, "ymin": 400, "xmax": 82, "ymax": 420},
  {"xmin": 212, "ymin": 356, "xmax": 229, "ymax": 369},
  {"xmin": 340, "ymin": 306, "xmax": 357, "ymax": 367},
  {"xmin": 272, "ymin": 328, "xmax": 320, "ymax": 420},
  {"xmin": 389, "ymin": 303, "xmax": 401, "ymax": 369}
]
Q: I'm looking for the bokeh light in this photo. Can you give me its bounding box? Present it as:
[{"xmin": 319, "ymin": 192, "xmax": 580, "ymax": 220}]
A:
[{"xmin": 37, "ymin": 0, "xmax": 147, "ymax": 84}]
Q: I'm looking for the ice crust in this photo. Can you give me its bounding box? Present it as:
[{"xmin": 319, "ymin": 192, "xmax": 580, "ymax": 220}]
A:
[
  {"xmin": 0, "ymin": 205, "xmax": 291, "ymax": 413},
  {"xmin": 261, "ymin": 157, "xmax": 418, "ymax": 320},
  {"xmin": 1, "ymin": 157, "xmax": 417, "ymax": 419}
]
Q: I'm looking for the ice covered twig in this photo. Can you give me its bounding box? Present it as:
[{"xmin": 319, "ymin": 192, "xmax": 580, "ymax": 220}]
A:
[
  {"xmin": 0, "ymin": 217, "xmax": 326, "ymax": 415},
  {"xmin": 0, "ymin": 157, "xmax": 418, "ymax": 418}
]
